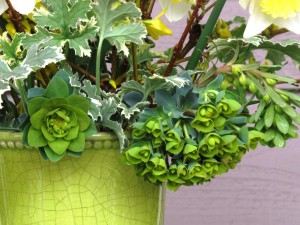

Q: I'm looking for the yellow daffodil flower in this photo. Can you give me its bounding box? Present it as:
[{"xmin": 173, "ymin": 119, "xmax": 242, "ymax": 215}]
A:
[
  {"xmin": 158, "ymin": 0, "xmax": 195, "ymax": 22},
  {"xmin": 0, "ymin": 0, "xmax": 36, "ymax": 15},
  {"xmin": 143, "ymin": 9, "xmax": 172, "ymax": 40},
  {"xmin": 240, "ymin": 0, "xmax": 300, "ymax": 38}
]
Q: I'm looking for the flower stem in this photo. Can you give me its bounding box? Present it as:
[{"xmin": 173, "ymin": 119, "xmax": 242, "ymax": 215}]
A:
[
  {"xmin": 132, "ymin": 43, "xmax": 139, "ymax": 81},
  {"xmin": 185, "ymin": 0, "xmax": 226, "ymax": 70},
  {"xmin": 183, "ymin": 123, "xmax": 190, "ymax": 139},
  {"xmin": 96, "ymin": 36, "xmax": 104, "ymax": 95},
  {"xmin": 15, "ymin": 79, "xmax": 28, "ymax": 115}
]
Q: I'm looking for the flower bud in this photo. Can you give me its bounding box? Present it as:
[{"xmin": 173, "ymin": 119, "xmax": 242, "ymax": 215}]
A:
[{"xmin": 266, "ymin": 78, "xmax": 277, "ymax": 86}]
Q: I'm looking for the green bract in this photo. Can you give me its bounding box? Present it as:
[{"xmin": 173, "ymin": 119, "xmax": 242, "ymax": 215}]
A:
[
  {"xmin": 125, "ymin": 141, "xmax": 151, "ymax": 164},
  {"xmin": 23, "ymin": 71, "xmax": 96, "ymax": 162}
]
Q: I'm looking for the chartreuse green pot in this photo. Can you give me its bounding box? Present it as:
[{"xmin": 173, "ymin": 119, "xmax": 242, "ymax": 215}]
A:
[{"xmin": 0, "ymin": 131, "xmax": 165, "ymax": 225}]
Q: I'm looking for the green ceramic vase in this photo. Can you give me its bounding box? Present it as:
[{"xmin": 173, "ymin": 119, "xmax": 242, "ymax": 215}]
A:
[{"xmin": 0, "ymin": 132, "xmax": 165, "ymax": 225}]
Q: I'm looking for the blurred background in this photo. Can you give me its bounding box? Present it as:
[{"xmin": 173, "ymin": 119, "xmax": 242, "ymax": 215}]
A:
[{"xmin": 152, "ymin": 1, "xmax": 300, "ymax": 225}]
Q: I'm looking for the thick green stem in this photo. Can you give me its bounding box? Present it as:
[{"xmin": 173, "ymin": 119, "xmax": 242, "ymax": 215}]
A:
[
  {"xmin": 15, "ymin": 79, "xmax": 28, "ymax": 115},
  {"xmin": 132, "ymin": 43, "xmax": 139, "ymax": 81},
  {"xmin": 96, "ymin": 36, "xmax": 104, "ymax": 95},
  {"xmin": 185, "ymin": 0, "xmax": 226, "ymax": 70},
  {"xmin": 183, "ymin": 123, "xmax": 190, "ymax": 139}
]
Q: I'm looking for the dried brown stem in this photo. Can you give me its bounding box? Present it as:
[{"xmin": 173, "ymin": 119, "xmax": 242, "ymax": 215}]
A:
[
  {"xmin": 144, "ymin": 0, "xmax": 156, "ymax": 19},
  {"xmin": 67, "ymin": 60, "xmax": 96, "ymax": 82},
  {"xmin": 164, "ymin": 0, "xmax": 205, "ymax": 77},
  {"xmin": 5, "ymin": 0, "xmax": 24, "ymax": 32}
]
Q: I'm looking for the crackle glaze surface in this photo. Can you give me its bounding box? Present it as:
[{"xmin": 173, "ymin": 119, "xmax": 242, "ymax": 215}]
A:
[{"xmin": 0, "ymin": 132, "xmax": 164, "ymax": 225}]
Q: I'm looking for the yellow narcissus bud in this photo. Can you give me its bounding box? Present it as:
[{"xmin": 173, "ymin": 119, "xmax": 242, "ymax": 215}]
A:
[
  {"xmin": 143, "ymin": 9, "xmax": 172, "ymax": 40},
  {"xmin": 6, "ymin": 23, "xmax": 16, "ymax": 37}
]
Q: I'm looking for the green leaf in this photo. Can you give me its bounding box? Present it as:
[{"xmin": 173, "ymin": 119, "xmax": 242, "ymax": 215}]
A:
[
  {"xmin": 28, "ymin": 127, "xmax": 47, "ymax": 147},
  {"xmin": 0, "ymin": 33, "xmax": 24, "ymax": 65},
  {"xmin": 44, "ymin": 146, "xmax": 65, "ymax": 162},
  {"xmin": 67, "ymin": 95, "xmax": 90, "ymax": 113},
  {"xmin": 93, "ymin": 0, "xmax": 146, "ymax": 55},
  {"xmin": 21, "ymin": 38, "xmax": 65, "ymax": 71},
  {"xmin": 119, "ymin": 80, "xmax": 145, "ymax": 95},
  {"xmin": 254, "ymin": 100, "xmax": 266, "ymax": 122},
  {"xmin": 64, "ymin": 125, "xmax": 79, "ymax": 141},
  {"xmin": 100, "ymin": 97, "xmax": 128, "ymax": 150},
  {"xmin": 30, "ymin": 108, "xmax": 48, "ymax": 129},
  {"xmin": 27, "ymin": 97, "xmax": 48, "ymax": 116},
  {"xmin": 274, "ymin": 113, "xmax": 289, "ymax": 134},
  {"xmin": 44, "ymin": 76, "xmax": 70, "ymax": 98},
  {"xmin": 68, "ymin": 132, "xmax": 85, "ymax": 152},
  {"xmin": 259, "ymin": 72, "xmax": 296, "ymax": 84},
  {"xmin": 23, "ymin": 0, "xmax": 97, "ymax": 57},
  {"xmin": 282, "ymin": 105, "xmax": 297, "ymax": 119},
  {"xmin": 264, "ymin": 103, "xmax": 275, "ymax": 128},
  {"xmin": 205, "ymin": 75, "xmax": 223, "ymax": 91},
  {"xmin": 83, "ymin": 120, "xmax": 97, "ymax": 137},
  {"xmin": 264, "ymin": 129, "xmax": 276, "ymax": 142},
  {"xmin": 226, "ymin": 116, "xmax": 248, "ymax": 124},
  {"xmin": 265, "ymin": 49, "xmax": 286, "ymax": 65},
  {"xmin": 48, "ymin": 138, "xmax": 70, "ymax": 154},
  {"xmin": 265, "ymin": 84, "xmax": 287, "ymax": 108},
  {"xmin": 118, "ymin": 101, "xmax": 149, "ymax": 120},
  {"xmin": 71, "ymin": 107, "xmax": 91, "ymax": 131},
  {"xmin": 209, "ymin": 36, "xmax": 300, "ymax": 64},
  {"xmin": 0, "ymin": 80, "xmax": 10, "ymax": 110},
  {"xmin": 239, "ymin": 126, "xmax": 248, "ymax": 144},
  {"xmin": 273, "ymin": 132, "xmax": 285, "ymax": 148}
]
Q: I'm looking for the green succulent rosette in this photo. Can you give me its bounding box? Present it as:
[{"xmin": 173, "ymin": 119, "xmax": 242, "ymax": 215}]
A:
[{"xmin": 23, "ymin": 71, "xmax": 96, "ymax": 162}]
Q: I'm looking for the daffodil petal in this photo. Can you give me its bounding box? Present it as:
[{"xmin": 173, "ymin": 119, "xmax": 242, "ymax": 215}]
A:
[
  {"xmin": 241, "ymin": 0, "xmax": 300, "ymax": 37},
  {"xmin": 10, "ymin": 0, "xmax": 36, "ymax": 15},
  {"xmin": 244, "ymin": 13, "xmax": 271, "ymax": 38},
  {"xmin": 274, "ymin": 13, "xmax": 300, "ymax": 35},
  {"xmin": 144, "ymin": 19, "xmax": 172, "ymax": 40},
  {"xmin": 158, "ymin": 0, "xmax": 193, "ymax": 22},
  {"xmin": 239, "ymin": 0, "xmax": 251, "ymax": 9},
  {"xmin": 0, "ymin": 0, "xmax": 8, "ymax": 15}
]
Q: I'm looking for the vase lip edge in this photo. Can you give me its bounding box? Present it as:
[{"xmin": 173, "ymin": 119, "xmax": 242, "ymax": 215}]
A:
[{"xmin": 0, "ymin": 131, "xmax": 121, "ymax": 141}]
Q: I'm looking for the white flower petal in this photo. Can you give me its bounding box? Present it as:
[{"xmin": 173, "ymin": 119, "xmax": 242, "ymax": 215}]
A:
[
  {"xmin": 244, "ymin": 14, "xmax": 272, "ymax": 38},
  {"xmin": 10, "ymin": 0, "xmax": 36, "ymax": 14},
  {"xmin": 274, "ymin": 13, "xmax": 300, "ymax": 34},
  {"xmin": 0, "ymin": 0, "xmax": 8, "ymax": 15},
  {"xmin": 158, "ymin": 0, "xmax": 168, "ymax": 9},
  {"xmin": 158, "ymin": 0, "xmax": 192, "ymax": 22},
  {"xmin": 239, "ymin": 0, "xmax": 251, "ymax": 9}
]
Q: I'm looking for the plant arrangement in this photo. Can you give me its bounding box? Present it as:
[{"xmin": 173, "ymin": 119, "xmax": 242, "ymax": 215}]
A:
[{"xmin": 0, "ymin": 0, "xmax": 300, "ymax": 191}]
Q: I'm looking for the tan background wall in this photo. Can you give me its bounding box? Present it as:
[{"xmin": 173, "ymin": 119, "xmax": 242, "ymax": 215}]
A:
[{"xmin": 152, "ymin": 1, "xmax": 300, "ymax": 225}]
